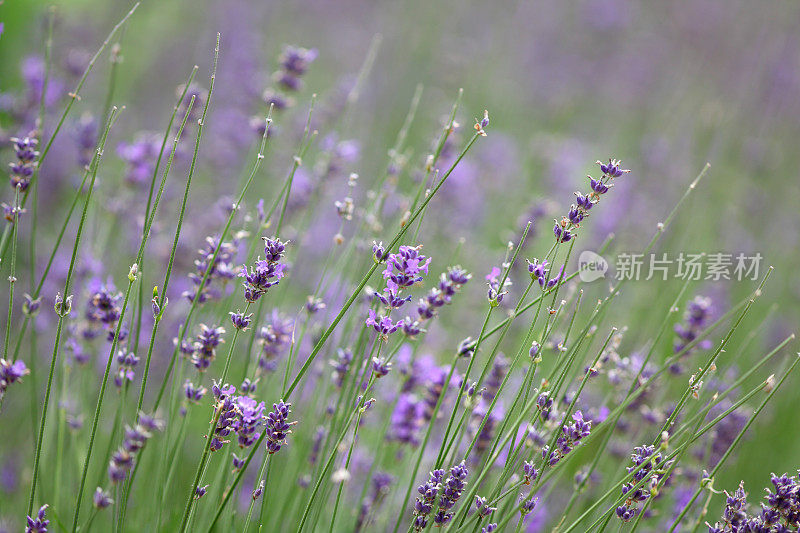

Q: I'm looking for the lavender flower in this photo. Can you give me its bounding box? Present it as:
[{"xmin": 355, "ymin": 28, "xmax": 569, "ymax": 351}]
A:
[
  {"xmin": 184, "ymin": 380, "xmax": 207, "ymax": 404},
  {"xmin": 235, "ymin": 396, "xmax": 266, "ymax": 448},
  {"xmin": 355, "ymin": 472, "xmax": 394, "ymax": 532},
  {"xmin": 520, "ymin": 496, "xmax": 538, "ymax": 516},
  {"xmin": 240, "ymin": 377, "xmax": 258, "ymax": 396},
  {"xmin": 113, "ymin": 350, "xmax": 140, "ymax": 388},
  {"xmin": 412, "ymin": 469, "xmax": 445, "ymax": 531},
  {"xmin": 434, "ymin": 462, "xmax": 469, "ymax": 526},
  {"xmin": 117, "ymin": 132, "xmax": 161, "ymax": 186},
  {"xmin": 210, "ymin": 386, "xmax": 238, "ymax": 452},
  {"xmin": 265, "ymin": 400, "xmax": 296, "ymax": 454},
  {"xmin": 414, "ymin": 266, "xmax": 471, "ymax": 322},
  {"xmin": 527, "ymin": 258, "xmax": 564, "ymax": 289},
  {"xmin": 671, "ymin": 295, "xmax": 714, "ymax": 374},
  {"xmin": 9, "ymin": 136, "xmax": 38, "ymax": 192},
  {"xmin": 25, "ymin": 504, "xmax": 49, "ymax": 533},
  {"xmin": 258, "ymin": 311, "xmax": 293, "ymax": 372},
  {"xmin": 486, "ymin": 266, "xmax": 511, "ymax": 304},
  {"xmin": 523, "ymin": 461, "xmax": 539, "ymax": 485},
  {"xmin": 93, "ymin": 487, "xmax": 113, "ymax": 509},
  {"xmin": 707, "ymin": 473, "xmax": 800, "ymax": 532},
  {"xmin": 2, "ymin": 200, "xmax": 25, "ymax": 224},
  {"xmin": 554, "ymin": 158, "xmax": 628, "ymax": 243},
  {"xmin": 0, "ymin": 358, "xmax": 28, "ymax": 399},
  {"xmin": 615, "ymin": 444, "xmax": 668, "ymax": 522},
  {"xmin": 74, "ymin": 113, "xmax": 97, "ymax": 168},
  {"xmin": 541, "ymin": 410, "xmax": 592, "ymax": 466},
  {"xmin": 184, "ymin": 235, "xmax": 238, "ymax": 304},
  {"xmin": 108, "ymin": 415, "xmax": 163, "ymax": 483},
  {"xmin": 367, "ymin": 245, "xmax": 431, "ymax": 337},
  {"xmin": 372, "ymin": 357, "xmax": 392, "ymax": 378},
  {"xmin": 191, "ymin": 324, "xmax": 226, "ymax": 371},
  {"xmin": 274, "ymin": 45, "xmax": 318, "ymax": 92},
  {"xmin": 229, "ymin": 310, "xmax": 253, "ymax": 331},
  {"xmin": 85, "ymin": 282, "xmax": 123, "ymax": 339},
  {"xmin": 389, "ymin": 393, "xmax": 423, "ymax": 446},
  {"xmin": 240, "ymin": 237, "xmax": 288, "ymax": 302},
  {"xmin": 330, "ymin": 348, "xmax": 353, "ymax": 387},
  {"xmin": 475, "ymin": 495, "xmax": 497, "ymax": 517}
]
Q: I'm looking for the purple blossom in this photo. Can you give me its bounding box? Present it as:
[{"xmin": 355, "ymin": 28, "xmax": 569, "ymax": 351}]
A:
[
  {"xmin": 0, "ymin": 358, "xmax": 28, "ymax": 398},
  {"xmin": 9, "ymin": 136, "xmax": 38, "ymax": 192},
  {"xmin": 265, "ymin": 400, "xmax": 296, "ymax": 454},
  {"xmin": 25, "ymin": 504, "xmax": 49, "ymax": 533},
  {"xmin": 93, "ymin": 487, "xmax": 113, "ymax": 509},
  {"xmin": 240, "ymin": 237, "xmax": 288, "ymax": 302}
]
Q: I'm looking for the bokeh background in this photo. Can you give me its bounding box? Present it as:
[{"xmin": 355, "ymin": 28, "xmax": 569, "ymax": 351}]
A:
[{"xmin": 2, "ymin": 0, "xmax": 800, "ymax": 527}]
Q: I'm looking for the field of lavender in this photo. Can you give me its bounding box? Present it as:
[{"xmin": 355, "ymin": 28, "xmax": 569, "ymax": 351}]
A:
[{"xmin": 1, "ymin": 1, "xmax": 800, "ymax": 532}]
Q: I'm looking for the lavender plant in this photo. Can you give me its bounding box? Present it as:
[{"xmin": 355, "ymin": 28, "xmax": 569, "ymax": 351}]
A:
[{"xmin": 1, "ymin": 4, "xmax": 799, "ymax": 533}]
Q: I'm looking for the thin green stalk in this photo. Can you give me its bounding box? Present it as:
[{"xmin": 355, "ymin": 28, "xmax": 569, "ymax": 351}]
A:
[
  {"xmin": 133, "ymin": 82, "xmax": 198, "ymax": 415},
  {"xmin": 28, "ymin": 106, "xmax": 121, "ymax": 516}
]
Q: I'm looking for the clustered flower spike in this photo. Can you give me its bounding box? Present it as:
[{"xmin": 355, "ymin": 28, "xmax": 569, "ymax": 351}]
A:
[
  {"xmin": 93, "ymin": 487, "xmax": 113, "ymax": 510},
  {"xmin": 671, "ymin": 295, "xmax": 714, "ymax": 374},
  {"xmin": 116, "ymin": 132, "xmax": 160, "ymax": 186},
  {"xmin": 258, "ymin": 310, "xmax": 294, "ymax": 372},
  {"xmin": 74, "ymin": 113, "xmax": 98, "ymax": 169},
  {"xmin": 210, "ymin": 382, "xmax": 238, "ymax": 452},
  {"xmin": 412, "ymin": 469, "xmax": 445, "ymax": 531},
  {"xmin": 274, "ymin": 45, "xmax": 318, "ymax": 92},
  {"xmin": 527, "ymin": 258, "xmax": 564, "ymax": 290},
  {"xmin": 113, "ymin": 350, "xmax": 140, "ymax": 388},
  {"xmin": 107, "ymin": 414, "xmax": 164, "ymax": 483},
  {"xmin": 229, "ymin": 311, "xmax": 253, "ymax": 331},
  {"xmin": 367, "ymin": 245, "xmax": 431, "ymax": 338},
  {"xmin": 541, "ymin": 410, "xmax": 592, "ymax": 467},
  {"xmin": 615, "ymin": 444, "xmax": 668, "ymax": 522},
  {"xmin": 2, "ymin": 197, "xmax": 25, "ymax": 224},
  {"xmin": 235, "ymin": 396, "xmax": 267, "ymax": 448},
  {"xmin": 85, "ymin": 281, "xmax": 123, "ymax": 341},
  {"xmin": 265, "ymin": 400, "xmax": 296, "ymax": 454},
  {"xmin": 190, "ymin": 324, "xmax": 226, "ymax": 371},
  {"xmin": 475, "ymin": 495, "xmax": 497, "ymax": 517},
  {"xmin": 0, "ymin": 357, "xmax": 29, "ymax": 399},
  {"xmin": 9, "ymin": 136, "xmax": 38, "ymax": 192},
  {"xmin": 409, "ymin": 266, "xmax": 471, "ymax": 333},
  {"xmin": 184, "ymin": 380, "xmax": 207, "ymax": 404},
  {"xmin": 707, "ymin": 472, "xmax": 800, "ymax": 532},
  {"xmin": 25, "ymin": 504, "xmax": 49, "ymax": 533},
  {"xmin": 329, "ymin": 348, "xmax": 353, "ymax": 388},
  {"xmin": 388, "ymin": 393, "xmax": 424, "ymax": 446},
  {"xmin": 240, "ymin": 237, "xmax": 288, "ymax": 302},
  {"xmin": 485, "ymin": 266, "xmax": 511, "ymax": 304},
  {"xmin": 433, "ymin": 462, "xmax": 469, "ymax": 526},
  {"xmin": 184, "ymin": 235, "xmax": 238, "ymax": 304},
  {"xmin": 554, "ymin": 158, "xmax": 628, "ymax": 243},
  {"xmin": 523, "ymin": 460, "xmax": 539, "ymax": 485}
]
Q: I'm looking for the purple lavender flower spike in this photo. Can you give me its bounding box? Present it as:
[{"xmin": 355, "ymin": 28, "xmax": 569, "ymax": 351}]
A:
[
  {"xmin": 93, "ymin": 487, "xmax": 113, "ymax": 509},
  {"xmin": 433, "ymin": 462, "xmax": 469, "ymax": 526},
  {"xmin": 25, "ymin": 504, "xmax": 49, "ymax": 533},
  {"xmin": 9, "ymin": 136, "xmax": 38, "ymax": 192},
  {"xmin": 265, "ymin": 400, "xmax": 296, "ymax": 454},
  {"xmin": 372, "ymin": 357, "xmax": 392, "ymax": 378},
  {"xmin": 411, "ymin": 469, "xmax": 445, "ymax": 531},
  {"xmin": 229, "ymin": 311, "xmax": 253, "ymax": 331},
  {"xmin": 240, "ymin": 237, "xmax": 289, "ymax": 302}
]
